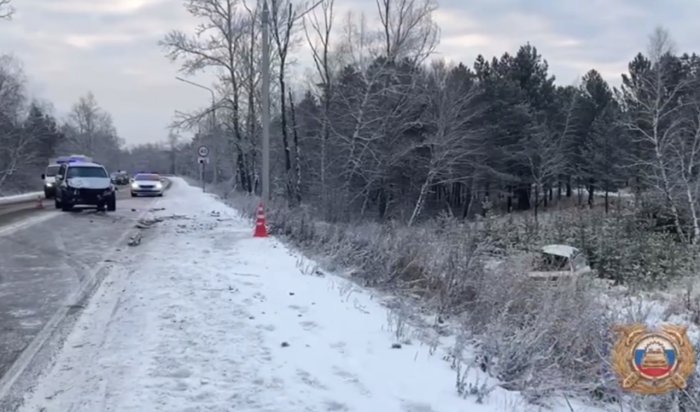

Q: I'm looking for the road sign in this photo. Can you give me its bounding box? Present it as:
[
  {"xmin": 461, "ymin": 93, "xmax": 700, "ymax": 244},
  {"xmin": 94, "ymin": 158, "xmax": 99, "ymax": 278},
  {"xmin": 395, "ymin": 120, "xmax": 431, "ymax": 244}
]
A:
[{"xmin": 197, "ymin": 145, "xmax": 209, "ymax": 157}]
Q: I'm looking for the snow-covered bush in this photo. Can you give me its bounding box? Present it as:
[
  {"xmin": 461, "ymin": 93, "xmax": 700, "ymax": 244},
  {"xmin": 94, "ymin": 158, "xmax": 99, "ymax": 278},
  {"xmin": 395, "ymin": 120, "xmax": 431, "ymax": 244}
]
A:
[
  {"xmin": 217, "ymin": 188, "xmax": 699, "ymax": 410},
  {"xmin": 480, "ymin": 208, "xmax": 695, "ymax": 288}
]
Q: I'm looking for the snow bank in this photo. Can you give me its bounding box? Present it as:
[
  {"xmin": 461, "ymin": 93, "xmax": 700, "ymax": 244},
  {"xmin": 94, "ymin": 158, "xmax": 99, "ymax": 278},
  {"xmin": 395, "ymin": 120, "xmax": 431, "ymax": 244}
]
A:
[
  {"xmin": 0, "ymin": 192, "xmax": 43, "ymax": 206},
  {"xmin": 18, "ymin": 178, "xmax": 613, "ymax": 412}
]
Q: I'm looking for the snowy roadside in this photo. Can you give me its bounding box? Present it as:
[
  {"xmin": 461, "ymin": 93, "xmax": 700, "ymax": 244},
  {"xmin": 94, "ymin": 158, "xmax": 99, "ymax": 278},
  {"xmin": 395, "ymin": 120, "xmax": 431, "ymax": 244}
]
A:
[{"xmin": 18, "ymin": 178, "xmax": 613, "ymax": 412}]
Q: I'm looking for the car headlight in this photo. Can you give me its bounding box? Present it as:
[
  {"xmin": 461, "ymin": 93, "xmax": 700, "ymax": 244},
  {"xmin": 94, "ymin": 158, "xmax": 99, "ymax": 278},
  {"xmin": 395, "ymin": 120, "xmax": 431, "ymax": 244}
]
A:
[
  {"xmin": 131, "ymin": 182, "xmax": 139, "ymax": 189},
  {"xmin": 155, "ymin": 182, "xmax": 162, "ymax": 189},
  {"xmin": 45, "ymin": 182, "xmax": 53, "ymax": 187}
]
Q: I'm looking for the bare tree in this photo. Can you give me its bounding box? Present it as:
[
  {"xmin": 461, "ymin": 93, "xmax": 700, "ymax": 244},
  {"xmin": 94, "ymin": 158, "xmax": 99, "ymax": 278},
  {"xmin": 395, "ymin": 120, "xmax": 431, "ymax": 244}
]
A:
[
  {"xmin": 61, "ymin": 92, "xmax": 123, "ymax": 169},
  {"xmin": 620, "ymin": 27, "xmax": 691, "ymax": 242},
  {"xmin": 522, "ymin": 119, "xmax": 568, "ymax": 221},
  {"xmin": 0, "ymin": 129, "xmax": 36, "ymax": 189},
  {"xmin": 0, "ymin": 55, "xmax": 24, "ymax": 118},
  {"xmin": 325, "ymin": 7, "xmax": 437, "ymax": 219},
  {"xmin": 303, "ymin": 0, "xmax": 334, "ymax": 205},
  {"xmin": 647, "ymin": 26, "xmax": 676, "ymax": 62},
  {"xmin": 0, "ymin": 56, "xmax": 32, "ymax": 189},
  {"xmin": 161, "ymin": 0, "xmax": 252, "ymax": 191},
  {"xmin": 242, "ymin": 0, "xmax": 261, "ymax": 192},
  {"xmin": 167, "ymin": 131, "xmax": 181, "ymax": 175},
  {"xmin": 375, "ymin": 0, "xmax": 439, "ymax": 64},
  {"xmin": 666, "ymin": 88, "xmax": 700, "ymax": 244},
  {"xmin": 270, "ymin": 0, "xmax": 323, "ymax": 201},
  {"xmin": 0, "ymin": 0, "xmax": 13, "ymax": 19},
  {"xmin": 407, "ymin": 62, "xmax": 484, "ymax": 226},
  {"xmin": 270, "ymin": 0, "xmax": 297, "ymax": 199},
  {"xmin": 288, "ymin": 89, "xmax": 302, "ymax": 202}
]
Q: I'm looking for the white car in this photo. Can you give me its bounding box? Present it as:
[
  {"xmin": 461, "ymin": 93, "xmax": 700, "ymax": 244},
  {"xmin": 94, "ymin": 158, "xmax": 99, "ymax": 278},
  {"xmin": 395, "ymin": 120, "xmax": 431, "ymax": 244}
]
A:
[
  {"xmin": 527, "ymin": 244, "xmax": 592, "ymax": 280},
  {"xmin": 130, "ymin": 173, "xmax": 164, "ymax": 197},
  {"xmin": 41, "ymin": 164, "xmax": 60, "ymax": 198},
  {"xmin": 54, "ymin": 161, "xmax": 116, "ymax": 211}
]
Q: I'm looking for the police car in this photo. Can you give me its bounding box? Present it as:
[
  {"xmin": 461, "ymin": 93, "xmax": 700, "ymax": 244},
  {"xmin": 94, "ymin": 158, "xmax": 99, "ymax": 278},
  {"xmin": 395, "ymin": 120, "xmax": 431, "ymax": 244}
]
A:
[
  {"xmin": 41, "ymin": 155, "xmax": 92, "ymax": 198},
  {"xmin": 53, "ymin": 160, "xmax": 117, "ymax": 212}
]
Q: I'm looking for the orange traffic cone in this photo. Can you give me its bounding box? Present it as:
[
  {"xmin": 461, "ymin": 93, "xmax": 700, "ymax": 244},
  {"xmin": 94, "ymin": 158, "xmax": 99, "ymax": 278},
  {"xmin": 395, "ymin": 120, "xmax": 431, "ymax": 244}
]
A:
[
  {"xmin": 253, "ymin": 202, "xmax": 268, "ymax": 237},
  {"xmin": 36, "ymin": 195, "xmax": 44, "ymax": 209}
]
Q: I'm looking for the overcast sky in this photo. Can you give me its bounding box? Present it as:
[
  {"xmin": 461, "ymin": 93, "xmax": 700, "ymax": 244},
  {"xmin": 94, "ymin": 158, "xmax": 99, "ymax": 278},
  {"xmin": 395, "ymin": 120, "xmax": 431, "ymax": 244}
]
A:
[{"xmin": 0, "ymin": 0, "xmax": 698, "ymax": 147}]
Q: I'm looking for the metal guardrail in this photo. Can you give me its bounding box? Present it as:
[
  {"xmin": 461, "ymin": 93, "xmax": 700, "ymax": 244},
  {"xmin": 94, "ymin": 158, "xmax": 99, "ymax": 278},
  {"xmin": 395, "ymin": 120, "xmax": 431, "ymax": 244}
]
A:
[
  {"xmin": 0, "ymin": 193, "xmax": 45, "ymax": 217},
  {"xmin": 0, "ymin": 192, "xmax": 44, "ymax": 207}
]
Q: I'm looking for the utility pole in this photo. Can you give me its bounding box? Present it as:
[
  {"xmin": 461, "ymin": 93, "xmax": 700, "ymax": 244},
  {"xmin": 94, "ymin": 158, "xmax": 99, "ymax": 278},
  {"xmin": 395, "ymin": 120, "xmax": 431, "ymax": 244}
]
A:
[{"xmin": 261, "ymin": 0, "xmax": 271, "ymax": 205}]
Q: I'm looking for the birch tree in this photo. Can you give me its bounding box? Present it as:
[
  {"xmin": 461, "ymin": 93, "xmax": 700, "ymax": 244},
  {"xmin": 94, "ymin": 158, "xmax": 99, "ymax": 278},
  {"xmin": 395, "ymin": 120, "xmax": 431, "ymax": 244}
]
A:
[
  {"xmin": 620, "ymin": 27, "xmax": 691, "ymax": 242},
  {"xmin": 60, "ymin": 92, "xmax": 123, "ymax": 171},
  {"xmin": 270, "ymin": 0, "xmax": 297, "ymax": 199},
  {"xmin": 0, "ymin": 55, "xmax": 31, "ymax": 189},
  {"xmin": 376, "ymin": 0, "xmax": 439, "ymax": 64},
  {"xmin": 303, "ymin": 0, "xmax": 334, "ymax": 206},
  {"xmin": 326, "ymin": 1, "xmax": 437, "ymax": 219},
  {"xmin": 167, "ymin": 131, "xmax": 181, "ymax": 175},
  {"xmin": 672, "ymin": 100, "xmax": 700, "ymax": 243},
  {"xmin": 241, "ymin": 0, "xmax": 261, "ymax": 192},
  {"xmin": 521, "ymin": 117, "xmax": 567, "ymax": 221},
  {"xmin": 161, "ymin": 0, "xmax": 252, "ymax": 191},
  {"xmin": 407, "ymin": 62, "xmax": 484, "ymax": 226}
]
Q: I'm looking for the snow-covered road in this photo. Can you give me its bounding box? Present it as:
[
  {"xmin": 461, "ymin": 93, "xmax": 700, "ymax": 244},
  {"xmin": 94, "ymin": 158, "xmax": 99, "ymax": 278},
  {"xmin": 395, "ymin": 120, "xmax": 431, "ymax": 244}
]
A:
[{"xmin": 16, "ymin": 178, "xmax": 610, "ymax": 412}]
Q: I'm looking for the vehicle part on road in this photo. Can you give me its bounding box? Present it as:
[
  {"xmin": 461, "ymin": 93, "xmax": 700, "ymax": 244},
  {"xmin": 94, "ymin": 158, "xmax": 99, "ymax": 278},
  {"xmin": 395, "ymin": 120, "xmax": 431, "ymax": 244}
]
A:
[
  {"xmin": 128, "ymin": 232, "xmax": 142, "ymax": 246},
  {"xmin": 253, "ymin": 202, "xmax": 268, "ymax": 238}
]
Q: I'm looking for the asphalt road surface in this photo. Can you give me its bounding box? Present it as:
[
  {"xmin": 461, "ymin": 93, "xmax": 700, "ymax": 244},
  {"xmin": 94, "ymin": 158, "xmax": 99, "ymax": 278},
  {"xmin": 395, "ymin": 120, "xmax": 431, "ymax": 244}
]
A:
[{"xmin": 0, "ymin": 185, "xmax": 163, "ymax": 388}]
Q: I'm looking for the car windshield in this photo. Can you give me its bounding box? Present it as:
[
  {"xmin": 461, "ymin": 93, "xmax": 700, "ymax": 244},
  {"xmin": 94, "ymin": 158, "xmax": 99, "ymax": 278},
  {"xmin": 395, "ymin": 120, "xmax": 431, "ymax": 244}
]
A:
[
  {"xmin": 67, "ymin": 166, "xmax": 108, "ymax": 178},
  {"xmin": 45, "ymin": 165, "xmax": 60, "ymax": 176},
  {"xmin": 533, "ymin": 253, "xmax": 569, "ymax": 271},
  {"xmin": 135, "ymin": 174, "xmax": 160, "ymax": 181}
]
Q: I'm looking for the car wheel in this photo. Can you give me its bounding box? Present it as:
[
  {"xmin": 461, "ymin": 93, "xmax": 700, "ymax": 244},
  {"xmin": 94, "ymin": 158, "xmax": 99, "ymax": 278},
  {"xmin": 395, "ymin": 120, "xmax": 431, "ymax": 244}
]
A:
[
  {"xmin": 107, "ymin": 195, "xmax": 116, "ymax": 211},
  {"xmin": 61, "ymin": 202, "xmax": 73, "ymax": 212},
  {"xmin": 131, "ymin": 192, "xmax": 137, "ymax": 197}
]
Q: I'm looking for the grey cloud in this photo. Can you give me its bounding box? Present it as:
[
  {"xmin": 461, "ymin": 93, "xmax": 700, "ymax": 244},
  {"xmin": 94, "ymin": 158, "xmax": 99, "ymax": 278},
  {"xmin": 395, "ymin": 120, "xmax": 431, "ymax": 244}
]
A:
[
  {"xmin": 1, "ymin": 0, "xmax": 699, "ymax": 146},
  {"xmin": 435, "ymin": 0, "xmax": 699, "ymax": 84}
]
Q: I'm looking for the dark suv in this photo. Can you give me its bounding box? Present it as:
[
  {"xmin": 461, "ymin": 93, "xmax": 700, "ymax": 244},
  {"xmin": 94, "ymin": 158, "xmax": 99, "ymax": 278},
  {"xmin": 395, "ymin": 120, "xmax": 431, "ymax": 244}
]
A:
[
  {"xmin": 111, "ymin": 171, "xmax": 130, "ymax": 185},
  {"xmin": 54, "ymin": 162, "xmax": 117, "ymax": 212}
]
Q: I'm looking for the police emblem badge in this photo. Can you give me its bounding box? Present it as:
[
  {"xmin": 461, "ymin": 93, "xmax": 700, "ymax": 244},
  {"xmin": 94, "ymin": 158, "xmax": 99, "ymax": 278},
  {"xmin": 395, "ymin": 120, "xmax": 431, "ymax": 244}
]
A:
[{"xmin": 611, "ymin": 324, "xmax": 696, "ymax": 395}]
